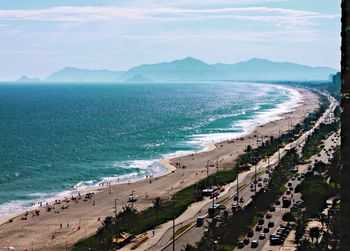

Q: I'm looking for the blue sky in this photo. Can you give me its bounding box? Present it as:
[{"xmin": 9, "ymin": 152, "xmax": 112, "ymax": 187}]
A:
[{"xmin": 0, "ymin": 0, "xmax": 340, "ymax": 80}]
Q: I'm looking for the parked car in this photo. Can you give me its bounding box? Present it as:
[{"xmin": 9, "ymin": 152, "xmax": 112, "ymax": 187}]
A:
[
  {"xmin": 243, "ymin": 238, "xmax": 250, "ymax": 245},
  {"xmin": 268, "ymin": 221, "xmax": 274, "ymax": 228},
  {"xmin": 255, "ymin": 225, "xmax": 262, "ymax": 231},
  {"xmin": 237, "ymin": 242, "xmax": 244, "ymax": 249}
]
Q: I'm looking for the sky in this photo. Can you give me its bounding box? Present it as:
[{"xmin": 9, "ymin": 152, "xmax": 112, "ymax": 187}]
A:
[{"xmin": 0, "ymin": 0, "xmax": 341, "ymax": 80}]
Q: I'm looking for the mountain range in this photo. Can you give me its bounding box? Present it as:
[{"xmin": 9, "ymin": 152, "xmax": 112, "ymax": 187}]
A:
[{"xmin": 24, "ymin": 57, "xmax": 338, "ymax": 82}]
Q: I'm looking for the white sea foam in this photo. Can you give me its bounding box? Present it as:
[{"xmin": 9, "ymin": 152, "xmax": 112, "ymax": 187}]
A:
[{"xmin": 187, "ymin": 85, "xmax": 302, "ymax": 148}]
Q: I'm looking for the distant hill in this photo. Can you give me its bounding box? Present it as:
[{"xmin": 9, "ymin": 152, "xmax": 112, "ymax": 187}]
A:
[
  {"xmin": 213, "ymin": 58, "xmax": 337, "ymax": 81},
  {"xmin": 16, "ymin": 75, "xmax": 40, "ymax": 82},
  {"xmin": 122, "ymin": 57, "xmax": 225, "ymax": 81},
  {"xmin": 124, "ymin": 74, "xmax": 153, "ymax": 83},
  {"xmin": 41, "ymin": 57, "xmax": 338, "ymax": 83},
  {"xmin": 45, "ymin": 67, "xmax": 125, "ymax": 82}
]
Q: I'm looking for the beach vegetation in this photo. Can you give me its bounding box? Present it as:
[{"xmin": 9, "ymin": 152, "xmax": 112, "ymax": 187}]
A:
[{"xmin": 73, "ymin": 169, "xmax": 237, "ymax": 250}]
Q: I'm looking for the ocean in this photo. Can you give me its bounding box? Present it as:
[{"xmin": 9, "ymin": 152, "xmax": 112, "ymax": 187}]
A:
[{"xmin": 0, "ymin": 82, "xmax": 302, "ymax": 218}]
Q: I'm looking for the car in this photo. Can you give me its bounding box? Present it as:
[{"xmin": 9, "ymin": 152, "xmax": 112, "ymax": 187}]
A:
[
  {"xmin": 297, "ymin": 176, "xmax": 302, "ymax": 181},
  {"xmin": 286, "ymin": 190, "xmax": 291, "ymax": 195},
  {"xmin": 263, "ymin": 177, "xmax": 268, "ymax": 182},
  {"xmin": 280, "ymin": 223, "xmax": 292, "ymax": 230},
  {"xmin": 251, "ymin": 187, "xmax": 256, "ymax": 192},
  {"xmin": 231, "ymin": 204, "xmax": 238, "ymax": 211},
  {"xmin": 251, "ymin": 240, "xmax": 259, "ymax": 248},
  {"xmin": 259, "ymin": 233, "xmax": 266, "ymax": 239},
  {"xmin": 268, "ymin": 221, "xmax": 274, "ymax": 228},
  {"xmin": 265, "ymin": 213, "xmax": 272, "ymax": 219},
  {"xmin": 287, "ymin": 182, "xmax": 292, "ymax": 187},
  {"xmin": 217, "ymin": 204, "xmax": 226, "ymax": 210},
  {"xmin": 237, "ymin": 242, "xmax": 244, "ymax": 249},
  {"xmin": 277, "ymin": 228, "xmax": 290, "ymax": 234},
  {"xmin": 214, "ymin": 215, "xmax": 224, "ymax": 222},
  {"xmin": 234, "ymin": 195, "xmax": 238, "ymax": 201},
  {"xmin": 291, "ymin": 176, "xmax": 296, "ymax": 181},
  {"xmin": 288, "ymin": 186, "xmax": 293, "ymax": 191},
  {"xmin": 258, "ymin": 177, "xmax": 263, "ymax": 181},
  {"xmin": 275, "ymin": 200, "xmax": 281, "ymax": 205},
  {"xmin": 239, "ymin": 197, "xmax": 244, "ymax": 203},
  {"xmin": 276, "ymin": 232, "xmax": 288, "ymax": 238},
  {"xmin": 258, "ymin": 183, "xmax": 263, "ymax": 187},
  {"xmin": 255, "ymin": 225, "xmax": 262, "ymax": 231},
  {"xmin": 263, "ymin": 227, "xmax": 269, "ymax": 233},
  {"xmin": 258, "ymin": 219, "xmax": 265, "ymax": 225},
  {"xmin": 270, "ymin": 237, "xmax": 284, "ymax": 245},
  {"xmin": 243, "ymin": 238, "xmax": 250, "ymax": 245},
  {"xmin": 247, "ymin": 229, "xmax": 254, "ymax": 237},
  {"xmin": 269, "ymin": 206, "xmax": 276, "ymax": 212}
]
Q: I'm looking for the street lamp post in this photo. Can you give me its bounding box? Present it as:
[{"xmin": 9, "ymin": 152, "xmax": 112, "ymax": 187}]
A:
[{"xmin": 236, "ymin": 163, "xmax": 239, "ymax": 205}]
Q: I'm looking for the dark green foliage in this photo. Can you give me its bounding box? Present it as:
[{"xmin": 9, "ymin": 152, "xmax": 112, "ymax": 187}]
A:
[
  {"xmin": 295, "ymin": 174, "xmax": 335, "ymax": 216},
  {"xmin": 301, "ymin": 121, "xmax": 339, "ymax": 161},
  {"xmin": 192, "ymin": 150, "xmax": 298, "ymax": 250}
]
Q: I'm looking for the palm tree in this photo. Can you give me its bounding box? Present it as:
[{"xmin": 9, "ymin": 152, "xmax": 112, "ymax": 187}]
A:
[
  {"xmin": 309, "ymin": 226, "xmax": 321, "ymax": 244},
  {"xmin": 153, "ymin": 196, "xmax": 162, "ymax": 226}
]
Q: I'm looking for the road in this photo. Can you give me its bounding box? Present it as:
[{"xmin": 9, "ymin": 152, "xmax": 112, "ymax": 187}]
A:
[
  {"xmin": 149, "ymin": 94, "xmax": 338, "ymax": 251},
  {"xmin": 236, "ymin": 130, "xmax": 340, "ymax": 251}
]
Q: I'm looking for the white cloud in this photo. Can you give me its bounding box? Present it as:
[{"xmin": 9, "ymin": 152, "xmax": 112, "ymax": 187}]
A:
[
  {"xmin": 121, "ymin": 29, "xmax": 330, "ymax": 43},
  {"xmin": 0, "ymin": 6, "xmax": 339, "ymax": 26}
]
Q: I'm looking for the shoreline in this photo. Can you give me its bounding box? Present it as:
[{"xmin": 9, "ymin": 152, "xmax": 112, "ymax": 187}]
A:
[
  {"xmin": 0, "ymin": 87, "xmax": 320, "ymax": 250},
  {"xmin": 0, "ymin": 84, "xmax": 301, "ymax": 222}
]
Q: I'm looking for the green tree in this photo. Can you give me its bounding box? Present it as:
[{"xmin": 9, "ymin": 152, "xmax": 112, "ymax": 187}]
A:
[{"xmin": 152, "ymin": 196, "xmax": 162, "ymax": 226}]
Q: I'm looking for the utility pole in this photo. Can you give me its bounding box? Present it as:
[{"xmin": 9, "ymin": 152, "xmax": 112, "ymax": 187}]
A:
[
  {"xmin": 114, "ymin": 198, "xmax": 118, "ymax": 217},
  {"xmin": 206, "ymin": 160, "xmax": 209, "ymax": 178},
  {"xmin": 236, "ymin": 163, "xmax": 239, "ymax": 205},
  {"xmin": 253, "ymin": 155, "xmax": 257, "ymax": 197},
  {"xmin": 172, "ymin": 194, "xmax": 176, "ymax": 251},
  {"xmin": 216, "ymin": 157, "xmax": 219, "ymax": 174},
  {"xmin": 131, "ymin": 191, "xmax": 135, "ymax": 208}
]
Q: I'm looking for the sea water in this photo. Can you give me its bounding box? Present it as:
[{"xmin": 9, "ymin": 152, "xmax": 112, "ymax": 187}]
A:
[{"xmin": 0, "ymin": 82, "xmax": 302, "ymax": 217}]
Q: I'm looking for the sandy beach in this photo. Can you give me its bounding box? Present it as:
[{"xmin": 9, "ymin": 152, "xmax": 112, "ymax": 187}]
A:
[{"xmin": 0, "ymin": 88, "xmax": 319, "ymax": 251}]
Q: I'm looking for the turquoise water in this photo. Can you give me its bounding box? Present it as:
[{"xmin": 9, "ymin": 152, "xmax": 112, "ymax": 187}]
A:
[{"xmin": 0, "ymin": 82, "xmax": 301, "ymax": 217}]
